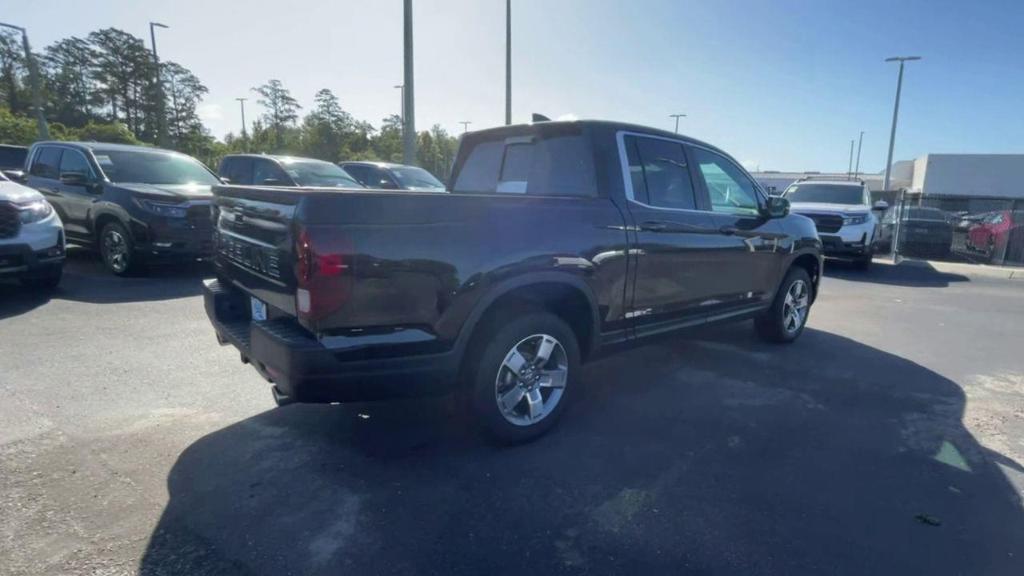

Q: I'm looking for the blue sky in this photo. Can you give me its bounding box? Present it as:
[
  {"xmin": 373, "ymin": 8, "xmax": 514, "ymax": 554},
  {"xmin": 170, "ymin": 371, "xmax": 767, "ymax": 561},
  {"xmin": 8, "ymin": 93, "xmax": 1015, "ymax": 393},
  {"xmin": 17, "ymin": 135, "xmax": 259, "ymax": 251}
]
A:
[{"xmin": 13, "ymin": 0, "xmax": 1024, "ymax": 171}]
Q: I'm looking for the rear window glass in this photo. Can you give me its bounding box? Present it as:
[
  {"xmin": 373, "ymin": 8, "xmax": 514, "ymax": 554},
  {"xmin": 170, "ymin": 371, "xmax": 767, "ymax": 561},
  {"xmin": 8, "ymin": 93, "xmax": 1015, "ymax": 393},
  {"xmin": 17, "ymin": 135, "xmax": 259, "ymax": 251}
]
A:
[
  {"xmin": 0, "ymin": 147, "xmax": 27, "ymax": 169},
  {"xmin": 453, "ymin": 134, "xmax": 596, "ymax": 197}
]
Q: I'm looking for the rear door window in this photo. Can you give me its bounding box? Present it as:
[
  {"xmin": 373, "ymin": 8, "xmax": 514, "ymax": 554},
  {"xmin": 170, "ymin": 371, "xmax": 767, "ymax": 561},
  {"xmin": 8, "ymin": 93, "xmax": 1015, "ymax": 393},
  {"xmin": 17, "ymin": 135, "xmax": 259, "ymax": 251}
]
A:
[
  {"xmin": 220, "ymin": 157, "xmax": 254, "ymax": 185},
  {"xmin": 30, "ymin": 147, "xmax": 63, "ymax": 179},
  {"xmin": 625, "ymin": 135, "xmax": 697, "ymax": 210},
  {"xmin": 453, "ymin": 134, "xmax": 596, "ymax": 197},
  {"xmin": 59, "ymin": 148, "xmax": 94, "ymax": 178},
  {"xmin": 343, "ymin": 165, "xmax": 371, "ymax": 186},
  {"xmin": 253, "ymin": 159, "xmax": 290, "ymax": 185}
]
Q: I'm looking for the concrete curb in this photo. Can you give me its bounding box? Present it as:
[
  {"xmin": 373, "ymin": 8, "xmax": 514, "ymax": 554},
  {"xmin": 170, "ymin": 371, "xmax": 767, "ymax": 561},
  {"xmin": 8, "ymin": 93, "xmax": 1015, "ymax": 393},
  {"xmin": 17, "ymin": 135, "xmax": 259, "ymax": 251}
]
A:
[{"xmin": 875, "ymin": 256, "xmax": 1022, "ymax": 280}]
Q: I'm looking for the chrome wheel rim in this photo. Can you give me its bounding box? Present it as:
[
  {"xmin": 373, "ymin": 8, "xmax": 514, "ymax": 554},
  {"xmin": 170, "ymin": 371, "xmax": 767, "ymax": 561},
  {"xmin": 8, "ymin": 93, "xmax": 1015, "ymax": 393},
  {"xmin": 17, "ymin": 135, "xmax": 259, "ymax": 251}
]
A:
[
  {"xmin": 102, "ymin": 229, "xmax": 129, "ymax": 273},
  {"xmin": 783, "ymin": 279, "xmax": 810, "ymax": 333},
  {"xmin": 494, "ymin": 333, "xmax": 568, "ymax": 426}
]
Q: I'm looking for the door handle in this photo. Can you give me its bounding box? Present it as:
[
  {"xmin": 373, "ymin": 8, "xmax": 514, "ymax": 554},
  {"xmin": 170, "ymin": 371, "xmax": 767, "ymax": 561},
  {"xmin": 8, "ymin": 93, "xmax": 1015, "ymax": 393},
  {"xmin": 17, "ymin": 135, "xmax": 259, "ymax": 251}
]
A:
[
  {"xmin": 640, "ymin": 221, "xmax": 669, "ymax": 232},
  {"xmin": 719, "ymin": 225, "xmax": 739, "ymax": 235}
]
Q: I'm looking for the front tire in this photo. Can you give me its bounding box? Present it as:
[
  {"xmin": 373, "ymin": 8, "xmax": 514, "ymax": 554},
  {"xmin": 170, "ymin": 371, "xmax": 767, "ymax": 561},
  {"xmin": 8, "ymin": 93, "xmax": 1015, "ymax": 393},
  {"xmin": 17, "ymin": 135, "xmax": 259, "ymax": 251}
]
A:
[
  {"xmin": 99, "ymin": 222, "xmax": 144, "ymax": 276},
  {"xmin": 468, "ymin": 312, "xmax": 580, "ymax": 443},
  {"xmin": 755, "ymin": 267, "xmax": 812, "ymax": 344}
]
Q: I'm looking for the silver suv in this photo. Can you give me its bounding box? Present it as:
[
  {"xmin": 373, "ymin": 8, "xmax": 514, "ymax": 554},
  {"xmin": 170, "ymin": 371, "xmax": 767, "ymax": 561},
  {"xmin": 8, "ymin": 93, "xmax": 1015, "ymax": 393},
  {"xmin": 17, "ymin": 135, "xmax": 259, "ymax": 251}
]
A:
[
  {"xmin": 782, "ymin": 179, "xmax": 887, "ymax": 269},
  {"xmin": 0, "ymin": 171, "xmax": 65, "ymax": 289}
]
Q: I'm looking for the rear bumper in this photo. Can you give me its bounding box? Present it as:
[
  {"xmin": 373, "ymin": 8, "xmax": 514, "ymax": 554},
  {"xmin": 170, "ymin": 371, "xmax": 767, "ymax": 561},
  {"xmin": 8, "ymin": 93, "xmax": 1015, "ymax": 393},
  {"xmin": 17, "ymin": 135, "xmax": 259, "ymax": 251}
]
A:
[{"xmin": 203, "ymin": 279, "xmax": 459, "ymax": 403}]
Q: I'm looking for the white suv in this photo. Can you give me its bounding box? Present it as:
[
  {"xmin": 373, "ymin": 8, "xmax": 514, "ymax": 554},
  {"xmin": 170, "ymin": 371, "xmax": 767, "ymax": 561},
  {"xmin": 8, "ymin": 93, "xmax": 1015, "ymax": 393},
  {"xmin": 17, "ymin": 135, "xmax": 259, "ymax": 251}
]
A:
[
  {"xmin": 0, "ymin": 171, "xmax": 65, "ymax": 289},
  {"xmin": 782, "ymin": 179, "xmax": 887, "ymax": 269}
]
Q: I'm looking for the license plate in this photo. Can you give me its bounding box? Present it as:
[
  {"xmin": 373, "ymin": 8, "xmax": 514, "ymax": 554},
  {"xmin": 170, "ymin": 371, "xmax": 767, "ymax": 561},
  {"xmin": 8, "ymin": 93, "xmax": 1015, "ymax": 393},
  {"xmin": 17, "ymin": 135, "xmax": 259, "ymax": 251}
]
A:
[{"xmin": 250, "ymin": 297, "xmax": 267, "ymax": 321}]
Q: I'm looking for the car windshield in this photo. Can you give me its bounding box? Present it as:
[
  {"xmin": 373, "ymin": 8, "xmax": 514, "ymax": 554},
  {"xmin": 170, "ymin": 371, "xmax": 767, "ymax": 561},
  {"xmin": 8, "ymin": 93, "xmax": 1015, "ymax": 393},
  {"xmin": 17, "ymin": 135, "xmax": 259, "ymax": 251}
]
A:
[
  {"xmin": 95, "ymin": 149, "xmax": 220, "ymax": 185},
  {"xmin": 905, "ymin": 207, "xmax": 947, "ymax": 221},
  {"xmin": 785, "ymin": 184, "xmax": 863, "ymax": 205},
  {"xmin": 390, "ymin": 166, "xmax": 445, "ymax": 190},
  {"xmin": 282, "ymin": 160, "xmax": 363, "ymax": 187}
]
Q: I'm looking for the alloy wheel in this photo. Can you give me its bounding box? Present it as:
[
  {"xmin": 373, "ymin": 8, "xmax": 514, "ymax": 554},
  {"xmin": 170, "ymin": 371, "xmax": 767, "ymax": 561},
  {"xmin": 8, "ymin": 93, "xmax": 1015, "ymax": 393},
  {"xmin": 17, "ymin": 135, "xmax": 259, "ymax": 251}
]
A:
[
  {"xmin": 783, "ymin": 279, "xmax": 810, "ymax": 333},
  {"xmin": 102, "ymin": 229, "xmax": 129, "ymax": 273},
  {"xmin": 494, "ymin": 333, "xmax": 568, "ymax": 426}
]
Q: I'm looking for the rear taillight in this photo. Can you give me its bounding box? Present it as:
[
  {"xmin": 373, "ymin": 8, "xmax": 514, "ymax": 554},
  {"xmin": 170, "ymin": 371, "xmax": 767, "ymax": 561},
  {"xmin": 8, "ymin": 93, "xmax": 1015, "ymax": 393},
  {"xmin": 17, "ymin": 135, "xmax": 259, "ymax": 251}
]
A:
[{"xmin": 295, "ymin": 226, "xmax": 352, "ymax": 326}]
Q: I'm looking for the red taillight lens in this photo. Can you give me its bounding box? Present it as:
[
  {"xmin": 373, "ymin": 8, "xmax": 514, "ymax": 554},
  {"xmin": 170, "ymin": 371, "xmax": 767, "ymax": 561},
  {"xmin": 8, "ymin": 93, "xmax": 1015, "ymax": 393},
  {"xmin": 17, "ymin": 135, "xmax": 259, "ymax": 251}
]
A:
[{"xmin": 295, "ymin": 226, "xmax": 351, "ymax": 326}]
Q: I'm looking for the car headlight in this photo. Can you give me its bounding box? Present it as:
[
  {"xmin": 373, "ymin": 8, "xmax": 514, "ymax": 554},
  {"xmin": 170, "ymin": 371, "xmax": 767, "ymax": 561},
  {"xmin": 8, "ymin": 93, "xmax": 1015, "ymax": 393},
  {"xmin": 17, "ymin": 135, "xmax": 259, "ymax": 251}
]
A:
[
  {"xmin": 136, "ymin": 198, "xmax": 188, "ymax": 218},
  {"xmin": 843, "ymin": 214, "xmax": 869, "ymax": 226},
  {"xmin": 18, "ymin": 200, "xmax": 53, "ymax": 224}
]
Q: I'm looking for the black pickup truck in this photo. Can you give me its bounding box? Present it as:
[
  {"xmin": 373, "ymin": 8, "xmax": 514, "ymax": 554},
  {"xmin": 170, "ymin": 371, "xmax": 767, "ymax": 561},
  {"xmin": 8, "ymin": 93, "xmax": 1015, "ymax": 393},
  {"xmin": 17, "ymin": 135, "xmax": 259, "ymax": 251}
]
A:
[{"xmin": 204, "ymin": 120, "xmax": 822, "ymax": 441}]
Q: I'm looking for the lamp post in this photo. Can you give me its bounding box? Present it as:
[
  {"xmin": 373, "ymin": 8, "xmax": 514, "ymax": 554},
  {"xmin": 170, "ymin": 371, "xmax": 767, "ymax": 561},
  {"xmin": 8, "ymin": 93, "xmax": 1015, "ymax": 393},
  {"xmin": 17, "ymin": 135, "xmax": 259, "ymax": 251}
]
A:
[
  {"xmin": 882, "ymin": 56, "xmax": 921, "ymax": 191},
  {"xmin": 235, "ymin": 97, "xmax": 248, "ymax": 150},
  {"xmin": 394, "ymin": 85, "xmax": 404, "ymax": 126},
  {"xmin": 148, "ymin": 22, "xmax": 170, "ymax": 147},
  {"xmin": 0, "ymin": 22, "xmax": 48, "ymax": 139},
  {"xmin": 459, "ymin": 121, "xmax": 472, "ymax": 133},
  {"xmin": 402, "ymin": 0, "xmax": 416, "ymax": 165},
  {"xmin": 854, "ymin": 131, "xmax": 864, "ymax": 178},
  {"xmin": 505, "ymin": 0, "xmax": 512, "ymax": 125},
  {"xmin": 669, "ymin": 113, "xmax": 686, "ymax": 134},
  {"xmin": 848, "ymin": 139, "xmax": 854, "ymax": 179}
]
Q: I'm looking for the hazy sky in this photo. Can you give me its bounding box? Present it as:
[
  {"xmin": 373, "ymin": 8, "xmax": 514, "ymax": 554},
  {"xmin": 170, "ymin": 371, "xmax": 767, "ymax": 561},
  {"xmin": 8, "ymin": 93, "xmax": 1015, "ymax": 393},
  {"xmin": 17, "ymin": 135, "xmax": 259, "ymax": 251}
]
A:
[{"xmin": 13, "ymin": 0, "xmax": 1024, "ymax": 171}]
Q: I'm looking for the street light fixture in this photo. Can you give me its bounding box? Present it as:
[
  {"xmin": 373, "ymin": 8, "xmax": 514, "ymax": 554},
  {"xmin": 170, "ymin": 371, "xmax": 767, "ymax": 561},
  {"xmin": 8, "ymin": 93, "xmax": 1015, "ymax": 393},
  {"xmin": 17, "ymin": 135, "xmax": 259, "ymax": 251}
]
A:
[
  {"xmin": 669, "ymin": 113, "xmax": 686, "ymax": 134},
  {"xmin": 0, "ymin": 22, "xmax": 48, "ymax": 139},
  {"xmin": 882, "ymin": 56, "xmax": 921, "ymax": 191},
  {"xmin": 459, "ymin": 121, "xmax": 472, "ymax": 133},
  {"xmin": 149, "ymin": 22, "xmax": 170, "ymax": 147}
]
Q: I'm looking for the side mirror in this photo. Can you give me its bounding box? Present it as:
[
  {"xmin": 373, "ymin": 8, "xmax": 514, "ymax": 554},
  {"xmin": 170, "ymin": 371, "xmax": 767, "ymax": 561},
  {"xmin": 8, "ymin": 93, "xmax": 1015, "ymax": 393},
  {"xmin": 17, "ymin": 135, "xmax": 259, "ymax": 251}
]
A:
[
  {"xmin": 60, "ymin": 172, "xmax": 91, "ymax": 187},
  {"xmin": 2, "ymin": 169, "xmax": 26, "ymax": 183},
  {"xmin": 765, "ymin": 196, "xmax": 790, "ymax": 218},
  {"xmin": 872, "ymin": 200, "xmax": 889, "ymax": 211}
]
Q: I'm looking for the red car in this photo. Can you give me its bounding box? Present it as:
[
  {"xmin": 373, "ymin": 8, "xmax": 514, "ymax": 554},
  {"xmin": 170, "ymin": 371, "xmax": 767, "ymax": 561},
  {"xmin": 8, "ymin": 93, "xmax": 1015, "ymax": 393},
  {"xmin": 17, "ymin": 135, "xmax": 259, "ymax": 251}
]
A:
[{"xmin": 967, "ymin": 210, "xmax": 1017, "ymax": 260}]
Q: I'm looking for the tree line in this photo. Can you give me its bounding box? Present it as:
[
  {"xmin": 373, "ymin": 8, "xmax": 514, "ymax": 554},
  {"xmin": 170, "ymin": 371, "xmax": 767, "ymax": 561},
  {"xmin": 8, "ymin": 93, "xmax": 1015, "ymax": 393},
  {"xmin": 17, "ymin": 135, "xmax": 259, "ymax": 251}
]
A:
[{"xmin": 0, "ymin": 27, "xmax": 459, "ymax": 180}]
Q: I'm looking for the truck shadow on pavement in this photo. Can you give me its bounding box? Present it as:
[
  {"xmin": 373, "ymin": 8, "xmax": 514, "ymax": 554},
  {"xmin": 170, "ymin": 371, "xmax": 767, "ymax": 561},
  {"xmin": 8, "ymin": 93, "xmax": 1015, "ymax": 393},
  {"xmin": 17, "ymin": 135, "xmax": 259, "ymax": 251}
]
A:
[
  {"xmin": 139, "ymin": 324, "xmax": 1024, "ymax": 576},
  {"xmin": 0, "ymin": 248, "xmax": 210, "ymax": 320},
  {"xmin": 824, "ymin": 259, "xmax": 970, "ymax": 287}
]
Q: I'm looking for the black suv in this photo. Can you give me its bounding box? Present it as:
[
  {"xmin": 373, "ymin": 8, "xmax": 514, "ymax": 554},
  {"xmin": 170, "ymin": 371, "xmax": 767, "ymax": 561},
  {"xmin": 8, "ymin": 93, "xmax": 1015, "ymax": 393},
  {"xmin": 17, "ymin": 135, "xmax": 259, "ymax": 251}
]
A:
[
  {"xmin": 218, "ymin": 154, "xmax": 363, "ymax": 188},
  {"xmin": 24, "ymin": 142, "xmax": 221, "ymax": 275},
  {"xmin": 0, "ymin": 144, "xmax": 29, "ymax": 181},
  {"xmin": 339, "ymin": 161, "xmax": 446, "ymax": 191}
]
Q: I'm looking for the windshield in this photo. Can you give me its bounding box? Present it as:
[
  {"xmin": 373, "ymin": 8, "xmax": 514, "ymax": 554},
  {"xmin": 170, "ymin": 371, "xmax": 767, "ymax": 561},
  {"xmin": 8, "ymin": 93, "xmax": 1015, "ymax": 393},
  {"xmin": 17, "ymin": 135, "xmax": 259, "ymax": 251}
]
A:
[
  {"xmin": 905, "ymin": 207, "xmax": 948, "ymax": 221},
  {"xmin": 282, "ymin": 160, "xmax": 363, "ymax": 187},
  {"xmin": 95, "ymin": 149, "xmax": 220, "ymax": 186},
  {"xmin": 784, "ymin": 184, "xmax": 864, "ymax": 205},
  {"xmin": 390, "ymin": 166, "xmax": 445, "ymax": 190},
  {"xmin": 0, "ymin": 147, "xmax": 27, "ymax": 170}
]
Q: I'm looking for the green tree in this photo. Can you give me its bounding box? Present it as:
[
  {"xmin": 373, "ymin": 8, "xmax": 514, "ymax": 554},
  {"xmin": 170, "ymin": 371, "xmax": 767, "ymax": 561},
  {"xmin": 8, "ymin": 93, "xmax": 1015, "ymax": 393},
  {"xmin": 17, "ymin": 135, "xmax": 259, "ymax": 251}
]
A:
[
  {"xmin": 0, "ymin": 29, "xmax": 28, "ymax": 116},
  {"xmin": 0, "ymin": 105, "xmax": 35, "ymax": 144},
  {"xmin": 252, "ymin": 79, "xmax": 300, "ymax": 150},
  {"xmin": 43, "ymin": 37, "xmax": 100, "ymax": 126},
  {"xmin": 162, "ymin": 61, "xmax": 209, "ymax": 145},
  {"xmin": 371, "ymin": 114, "xmax": 403, "ymax": 162},
  {"xmin": 300, "ymin": 88, "xmax": 353, "ymax": 162},
  {"xmin": 87, "ymin": 28, "xmax": 158, "ymax": 139}
]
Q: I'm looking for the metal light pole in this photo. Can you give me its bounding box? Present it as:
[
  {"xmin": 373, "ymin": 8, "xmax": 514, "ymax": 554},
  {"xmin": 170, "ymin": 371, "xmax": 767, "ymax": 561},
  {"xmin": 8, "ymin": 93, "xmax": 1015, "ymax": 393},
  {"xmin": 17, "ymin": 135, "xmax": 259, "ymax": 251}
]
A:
[
  {"xmin": 0, "ymin": 22, "xmax": 48, "ymax": 139},
  {"xmin": 505, "ymin": 0, "xmax": 512, "ymax": 125},
  {"xmin": 847, "ymin": 139, "xmax": 854, "ymax": 178},
  {"xmin": 235, "ymin": 97, "xmax": 248, "ymax": 147},
  {"xmin": 149, "ymin": 22, "xmax": 169, "ymax": 147},
  {"xmin": 402, "ymin": 0, "xmax": 416, "ymax": 165},
  {"xmin": 882, "ymin": 56, "xmax": 921, "ymax": 191},
  {"xmin": 854, "ymin": 131, "xmax": 864, "ymax": 178},
  {"xmin": 669, "ymin": 113, "xmax": 686, "ymax": 134},
  {"xmin": 394, "ymin": 85, "xmax": 404, "ymax": 126},
  {"xmin": 459, "ymin": 121, "xmax": 472, "ymax": 133}
]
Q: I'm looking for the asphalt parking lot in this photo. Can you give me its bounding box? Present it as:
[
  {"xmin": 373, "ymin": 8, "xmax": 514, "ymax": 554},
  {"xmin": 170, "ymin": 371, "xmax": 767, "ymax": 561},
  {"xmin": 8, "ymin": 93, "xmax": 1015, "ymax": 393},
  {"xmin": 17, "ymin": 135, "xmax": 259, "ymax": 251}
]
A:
[{"xmin": 2, "ymin": 249, "xmax": 1023, "ymax": 575}]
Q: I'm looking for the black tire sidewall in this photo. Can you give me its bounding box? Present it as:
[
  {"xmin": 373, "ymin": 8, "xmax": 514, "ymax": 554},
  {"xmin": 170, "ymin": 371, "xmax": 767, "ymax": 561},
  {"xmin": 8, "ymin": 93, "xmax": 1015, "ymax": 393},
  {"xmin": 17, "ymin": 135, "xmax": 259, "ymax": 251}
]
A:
[
  {"xmin": 758, "ymin": 267, "xmax": 812, "ymax": 343},
  {"xmin": 469, "ymin": 312, "xmax": 580, "ymax": 443}
]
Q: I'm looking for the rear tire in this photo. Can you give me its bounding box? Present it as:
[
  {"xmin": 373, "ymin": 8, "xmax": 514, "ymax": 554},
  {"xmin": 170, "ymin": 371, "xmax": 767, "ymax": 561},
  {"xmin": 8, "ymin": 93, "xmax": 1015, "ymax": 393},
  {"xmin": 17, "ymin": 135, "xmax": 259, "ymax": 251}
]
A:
[
  {"xmin": 468, "ymin": 311, "xmax": 580, "ymax": 444},
  {"xmin": 755, "ymin": 267, "xmax": 812, "ymax": 344},
  {"xmin": 99, "ymin": 222, "xmax": 145, "ymax": 276}
]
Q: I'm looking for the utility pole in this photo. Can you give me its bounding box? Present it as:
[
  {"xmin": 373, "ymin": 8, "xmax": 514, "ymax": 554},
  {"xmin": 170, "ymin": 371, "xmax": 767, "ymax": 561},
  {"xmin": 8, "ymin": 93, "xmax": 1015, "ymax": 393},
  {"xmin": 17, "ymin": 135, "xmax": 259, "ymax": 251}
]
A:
[
  {"xmin": 848, "ymin": 139, "xmax": 854, "ymax": 179},
  {"xmin": 505, "ymin": 0, "xmax": 511, "ymax": 125},
  {"xmin": 882, "ymin": 56, "xmax": 921, "ymax": 191},
  {"xmin": 394, "ymin": 84, "xmax": 404, "ymax": 126},
  {"xmin": 459, "ymin": 121, "xmax": 472, "ymax": 133},
  {"xmin": 0, "ymin": 22, "xmax": 48, "ymax": 139},
  {"xmin": 669, "ymin": 113, "xmax": 686, "ymax": 134},
  {"xmin": 149, "ymin": 22, "xmax": 170, "ymax": 147},
  {"xmin": 402, "ymin": 0, "xmax": 416, "ymax": 165},
  {"xmin": 854, "ymin": 131, "xmax": 864, "ymax": 177}
]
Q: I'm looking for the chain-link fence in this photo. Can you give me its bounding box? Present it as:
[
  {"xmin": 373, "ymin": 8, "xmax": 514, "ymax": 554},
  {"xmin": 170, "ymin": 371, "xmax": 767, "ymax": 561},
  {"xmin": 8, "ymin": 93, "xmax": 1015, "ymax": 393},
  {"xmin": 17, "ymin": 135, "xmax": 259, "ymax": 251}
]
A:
[{"xmin": 872, "ymin": 191, "xmax": 1024, "ymax": 267}]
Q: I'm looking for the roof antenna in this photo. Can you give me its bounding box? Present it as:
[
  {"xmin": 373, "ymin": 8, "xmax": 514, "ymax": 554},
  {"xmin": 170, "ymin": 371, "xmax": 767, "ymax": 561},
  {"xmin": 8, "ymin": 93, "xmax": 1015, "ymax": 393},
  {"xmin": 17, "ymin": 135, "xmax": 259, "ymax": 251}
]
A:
[{"xmin": 531, "ymin": 113, "xmax": 551, "ymax": 122}]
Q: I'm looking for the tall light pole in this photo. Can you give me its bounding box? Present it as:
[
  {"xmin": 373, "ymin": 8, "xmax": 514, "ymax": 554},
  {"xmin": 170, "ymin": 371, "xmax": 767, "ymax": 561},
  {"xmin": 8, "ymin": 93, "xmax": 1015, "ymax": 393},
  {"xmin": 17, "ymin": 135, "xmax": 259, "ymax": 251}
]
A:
[
  {"xmin": 235, "ymin": 97, "xmax": 248, "ymax": 146},
  {"xmin": 394, "ymin": 85, "xmax": 404, "ymax": 126},
  {"xmin": 669, "ymin": 113, "xmax": 686, "ymax": 134},
  {"xmin": 0, "ymin": 22, "xmax": 48, "ymax": 139},
  {"xmin": 505, "ymin": 0, "xmax": 511, "ymax": 125},
  {"xmin": 882, "ymin": 56, "xmax": 921, "ymax": 191},
  {"xmin": 854, "ymin": 131, "xmax": 864, "ymax": 178},
  {"xmin": 149, "ymin": 22, "xmax": 170, "ymax": 147},
  {"xmin": 847, "ymin": 139, "xmax": 854, "ymax": 178},
  {"xmin": 459, "ymin": 121, "xmax": 472, "ymax": 133},
  {"xmin": 402, "ymin": 0, "xmax": 416, "ymax": 165}
]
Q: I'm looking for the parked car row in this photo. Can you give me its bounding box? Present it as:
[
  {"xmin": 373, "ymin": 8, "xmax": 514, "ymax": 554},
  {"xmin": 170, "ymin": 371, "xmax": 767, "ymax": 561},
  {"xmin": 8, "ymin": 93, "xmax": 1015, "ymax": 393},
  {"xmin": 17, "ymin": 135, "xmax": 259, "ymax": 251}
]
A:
[{"xmin": 1, "ymin": 142, "xmax": 443, "ymax": 280}]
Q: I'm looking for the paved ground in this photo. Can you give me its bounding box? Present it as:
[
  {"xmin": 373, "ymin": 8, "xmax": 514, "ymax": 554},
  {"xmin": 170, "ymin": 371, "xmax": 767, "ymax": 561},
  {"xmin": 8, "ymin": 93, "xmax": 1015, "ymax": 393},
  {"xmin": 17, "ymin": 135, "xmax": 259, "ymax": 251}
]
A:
[{"xmin": 2, "ymin": 250, "xmax": 1023, "ymax": 575}]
